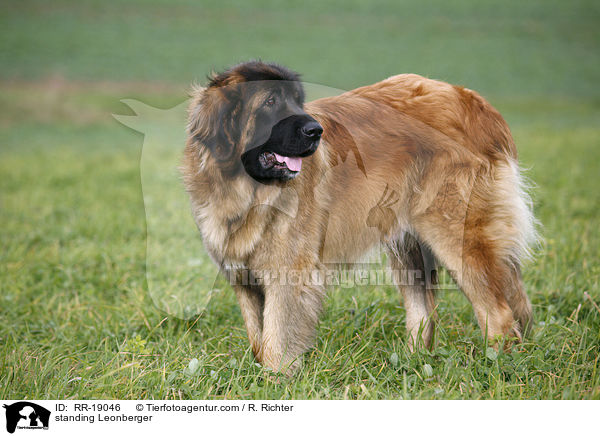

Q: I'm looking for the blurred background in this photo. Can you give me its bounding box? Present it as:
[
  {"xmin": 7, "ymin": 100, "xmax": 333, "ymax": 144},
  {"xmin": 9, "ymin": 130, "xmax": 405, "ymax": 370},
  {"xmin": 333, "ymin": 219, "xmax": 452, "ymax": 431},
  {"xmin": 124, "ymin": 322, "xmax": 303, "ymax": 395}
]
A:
[
  {"xmin": 2, "ymin": 0, "xmax": 599, "ymax": 95},
  {"xmin": 1, "ymin": 0, "xmax": 599, "ymax": 399}
]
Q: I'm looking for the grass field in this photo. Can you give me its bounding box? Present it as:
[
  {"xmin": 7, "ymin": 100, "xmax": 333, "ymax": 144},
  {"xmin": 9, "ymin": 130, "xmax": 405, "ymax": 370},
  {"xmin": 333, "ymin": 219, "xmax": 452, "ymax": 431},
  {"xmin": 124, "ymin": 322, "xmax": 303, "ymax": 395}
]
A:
[{"xmin": 1, "ymin": 0, "xmax": 599, "ymax": 399}]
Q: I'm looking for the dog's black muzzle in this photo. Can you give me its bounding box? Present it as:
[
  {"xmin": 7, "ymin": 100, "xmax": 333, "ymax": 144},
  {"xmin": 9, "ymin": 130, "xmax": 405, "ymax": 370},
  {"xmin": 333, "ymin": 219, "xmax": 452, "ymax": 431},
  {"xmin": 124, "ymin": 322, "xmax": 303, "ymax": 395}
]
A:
[{"xmin": 263, "ymin": 114, "xmax": 322, "ymax": 157}]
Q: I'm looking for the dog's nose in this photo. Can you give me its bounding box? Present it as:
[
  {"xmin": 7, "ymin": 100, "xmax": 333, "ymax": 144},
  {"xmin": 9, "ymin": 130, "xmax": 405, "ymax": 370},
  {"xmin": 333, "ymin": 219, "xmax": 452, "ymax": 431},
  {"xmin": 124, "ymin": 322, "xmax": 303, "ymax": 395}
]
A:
[{"xmin": 301, "ymin": 121, "xmax": 323, "ymax": 139}]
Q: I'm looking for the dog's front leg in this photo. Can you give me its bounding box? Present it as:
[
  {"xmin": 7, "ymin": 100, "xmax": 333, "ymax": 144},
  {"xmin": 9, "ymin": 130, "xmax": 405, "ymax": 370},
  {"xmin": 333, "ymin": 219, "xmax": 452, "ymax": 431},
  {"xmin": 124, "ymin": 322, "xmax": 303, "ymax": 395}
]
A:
[
  {"xmin": 233, "ymin": 284, "xmax": 264, "ymax": 360},
  {"xmin": 257, "ymin": 269, "xmax": 325, "ymax": 375}
]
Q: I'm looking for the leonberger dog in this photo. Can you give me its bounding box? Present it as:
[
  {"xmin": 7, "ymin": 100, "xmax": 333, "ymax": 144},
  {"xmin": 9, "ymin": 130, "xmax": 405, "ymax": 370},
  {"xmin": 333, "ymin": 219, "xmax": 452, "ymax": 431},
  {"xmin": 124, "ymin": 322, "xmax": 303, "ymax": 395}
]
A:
[{"xmin": 182, "ymin": 61, "xmax": 537, "ymax": 374}]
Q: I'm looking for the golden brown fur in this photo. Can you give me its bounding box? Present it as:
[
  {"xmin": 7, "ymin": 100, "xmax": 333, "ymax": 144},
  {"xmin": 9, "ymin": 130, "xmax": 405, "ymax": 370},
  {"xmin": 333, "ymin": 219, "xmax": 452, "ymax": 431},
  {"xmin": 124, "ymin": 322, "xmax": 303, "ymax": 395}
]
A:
[{"xmin": 182, "ymin": 69, "xmax": 536, "ymax": 374}]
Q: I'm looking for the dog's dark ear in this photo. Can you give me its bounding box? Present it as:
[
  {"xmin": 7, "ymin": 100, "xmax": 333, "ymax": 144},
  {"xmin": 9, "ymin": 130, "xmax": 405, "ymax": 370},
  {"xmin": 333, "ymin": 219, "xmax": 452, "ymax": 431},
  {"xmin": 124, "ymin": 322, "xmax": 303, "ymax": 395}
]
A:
[{"xmin": 187, "ymin": 84, "xmax": 242, "ymax": 162}]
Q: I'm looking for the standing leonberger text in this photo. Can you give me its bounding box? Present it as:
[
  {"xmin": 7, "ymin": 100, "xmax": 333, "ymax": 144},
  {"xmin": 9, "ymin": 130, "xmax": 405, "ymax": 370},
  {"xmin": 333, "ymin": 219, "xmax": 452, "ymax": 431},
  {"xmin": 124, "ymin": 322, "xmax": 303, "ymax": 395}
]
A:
[{"xmin": 182, "ymin": 61, "xmax": 537, "ymax": 374}]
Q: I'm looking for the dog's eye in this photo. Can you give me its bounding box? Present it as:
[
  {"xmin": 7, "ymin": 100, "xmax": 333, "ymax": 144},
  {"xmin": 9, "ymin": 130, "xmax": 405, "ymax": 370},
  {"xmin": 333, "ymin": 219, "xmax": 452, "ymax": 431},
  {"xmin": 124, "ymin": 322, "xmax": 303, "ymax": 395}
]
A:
[{"xmin": 265, "ymin": 96, "xmax": 276, "ymax": 107}]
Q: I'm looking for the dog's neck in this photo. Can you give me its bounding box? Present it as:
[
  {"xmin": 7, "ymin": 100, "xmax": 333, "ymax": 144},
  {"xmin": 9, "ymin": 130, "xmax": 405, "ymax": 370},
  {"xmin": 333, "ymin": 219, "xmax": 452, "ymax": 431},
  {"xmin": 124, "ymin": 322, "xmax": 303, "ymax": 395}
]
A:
[
  {"xmin": 184, "ymin": 152, "xmax": 289, "ymax": 262},
  {"xmin": 182, "ymin": 140, "xmax": 329, "ymax": 266}
]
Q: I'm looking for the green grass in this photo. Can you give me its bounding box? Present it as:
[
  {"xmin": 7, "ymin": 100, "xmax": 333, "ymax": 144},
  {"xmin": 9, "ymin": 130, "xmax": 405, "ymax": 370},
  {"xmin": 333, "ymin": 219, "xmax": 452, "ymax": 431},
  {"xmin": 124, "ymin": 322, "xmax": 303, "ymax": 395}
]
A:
[{"xmin": 1, "ymin": 0, "xmax": 599, "ymax": 399}]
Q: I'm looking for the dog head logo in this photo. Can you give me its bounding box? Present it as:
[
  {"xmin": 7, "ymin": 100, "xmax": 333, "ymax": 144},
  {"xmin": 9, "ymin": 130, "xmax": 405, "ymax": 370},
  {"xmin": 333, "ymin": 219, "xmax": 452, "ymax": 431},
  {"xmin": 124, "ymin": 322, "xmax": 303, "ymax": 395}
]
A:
[{"xmin": 2, "ymin": 402, "xmax": 50, "ymax": 433}]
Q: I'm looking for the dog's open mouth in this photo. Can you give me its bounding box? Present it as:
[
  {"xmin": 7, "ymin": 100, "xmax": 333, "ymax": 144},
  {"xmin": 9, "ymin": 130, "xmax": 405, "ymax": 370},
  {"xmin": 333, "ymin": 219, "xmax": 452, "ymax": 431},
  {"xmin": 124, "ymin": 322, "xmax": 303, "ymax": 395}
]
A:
[{"xmin": 259, "ymin": 151, "xmax": 302, "ymax": 172}]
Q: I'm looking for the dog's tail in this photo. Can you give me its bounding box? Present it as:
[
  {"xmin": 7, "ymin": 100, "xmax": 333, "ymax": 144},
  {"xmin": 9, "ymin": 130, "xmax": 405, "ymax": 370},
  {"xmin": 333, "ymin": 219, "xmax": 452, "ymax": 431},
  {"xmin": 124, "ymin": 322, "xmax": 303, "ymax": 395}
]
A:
[
  {"xmin": 489, "ymin": 159, "xmax": 540, "ymax": 265},
  {"xmin": 480, "ymin": 158, "xmax": 540, "ymax": 335}
]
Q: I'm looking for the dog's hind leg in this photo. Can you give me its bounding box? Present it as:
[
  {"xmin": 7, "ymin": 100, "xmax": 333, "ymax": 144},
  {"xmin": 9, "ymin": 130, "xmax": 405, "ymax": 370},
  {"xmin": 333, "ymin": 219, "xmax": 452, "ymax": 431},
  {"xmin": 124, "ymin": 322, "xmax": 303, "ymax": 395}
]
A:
[
  {"xmin": 387, "ymin": 233, "xmax": 438, "ymax": 351},
  {"xmin": 415, "ymin": 219, "xmax": 520, "ymax": 345},
  {"xmin": 413, "ymin": 166, "xmax": 529, "ymax": 346},
  {"xmin": 503, "ymin": 263, "xmax": 534, "ymax": 336}
]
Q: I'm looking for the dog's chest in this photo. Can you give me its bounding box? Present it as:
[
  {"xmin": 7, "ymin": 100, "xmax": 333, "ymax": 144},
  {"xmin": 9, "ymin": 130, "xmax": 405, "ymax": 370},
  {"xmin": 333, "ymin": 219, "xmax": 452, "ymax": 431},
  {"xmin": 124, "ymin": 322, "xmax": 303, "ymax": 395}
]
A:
[{"xmin": 193, "ymin": 187, "xmax": 285, "ymax": 268}]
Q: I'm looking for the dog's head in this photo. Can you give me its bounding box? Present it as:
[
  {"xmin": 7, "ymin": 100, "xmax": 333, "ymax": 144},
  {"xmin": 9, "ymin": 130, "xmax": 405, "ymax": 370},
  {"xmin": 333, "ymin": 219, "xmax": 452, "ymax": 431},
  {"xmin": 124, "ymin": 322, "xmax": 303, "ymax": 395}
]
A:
[{"xmin": 188, "ymin": 61, "xmax": 322, "ymax": 182}]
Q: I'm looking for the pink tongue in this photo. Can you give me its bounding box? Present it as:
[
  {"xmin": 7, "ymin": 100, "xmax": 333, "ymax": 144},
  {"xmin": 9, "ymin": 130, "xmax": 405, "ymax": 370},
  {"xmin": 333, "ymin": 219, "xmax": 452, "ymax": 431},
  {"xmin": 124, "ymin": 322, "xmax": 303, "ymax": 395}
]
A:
[{"xmin": 274, "ymin": 153, "xmax": 302, "ymax": 171}]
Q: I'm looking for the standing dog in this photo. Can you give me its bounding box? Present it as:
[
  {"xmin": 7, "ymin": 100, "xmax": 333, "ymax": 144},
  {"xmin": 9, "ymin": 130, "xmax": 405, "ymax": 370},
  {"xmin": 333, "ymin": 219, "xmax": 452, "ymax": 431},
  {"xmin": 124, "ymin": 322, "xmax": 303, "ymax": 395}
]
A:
[{"xmin": 182, "ymin": 61, "xmax": 537, "ymax": 374}]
